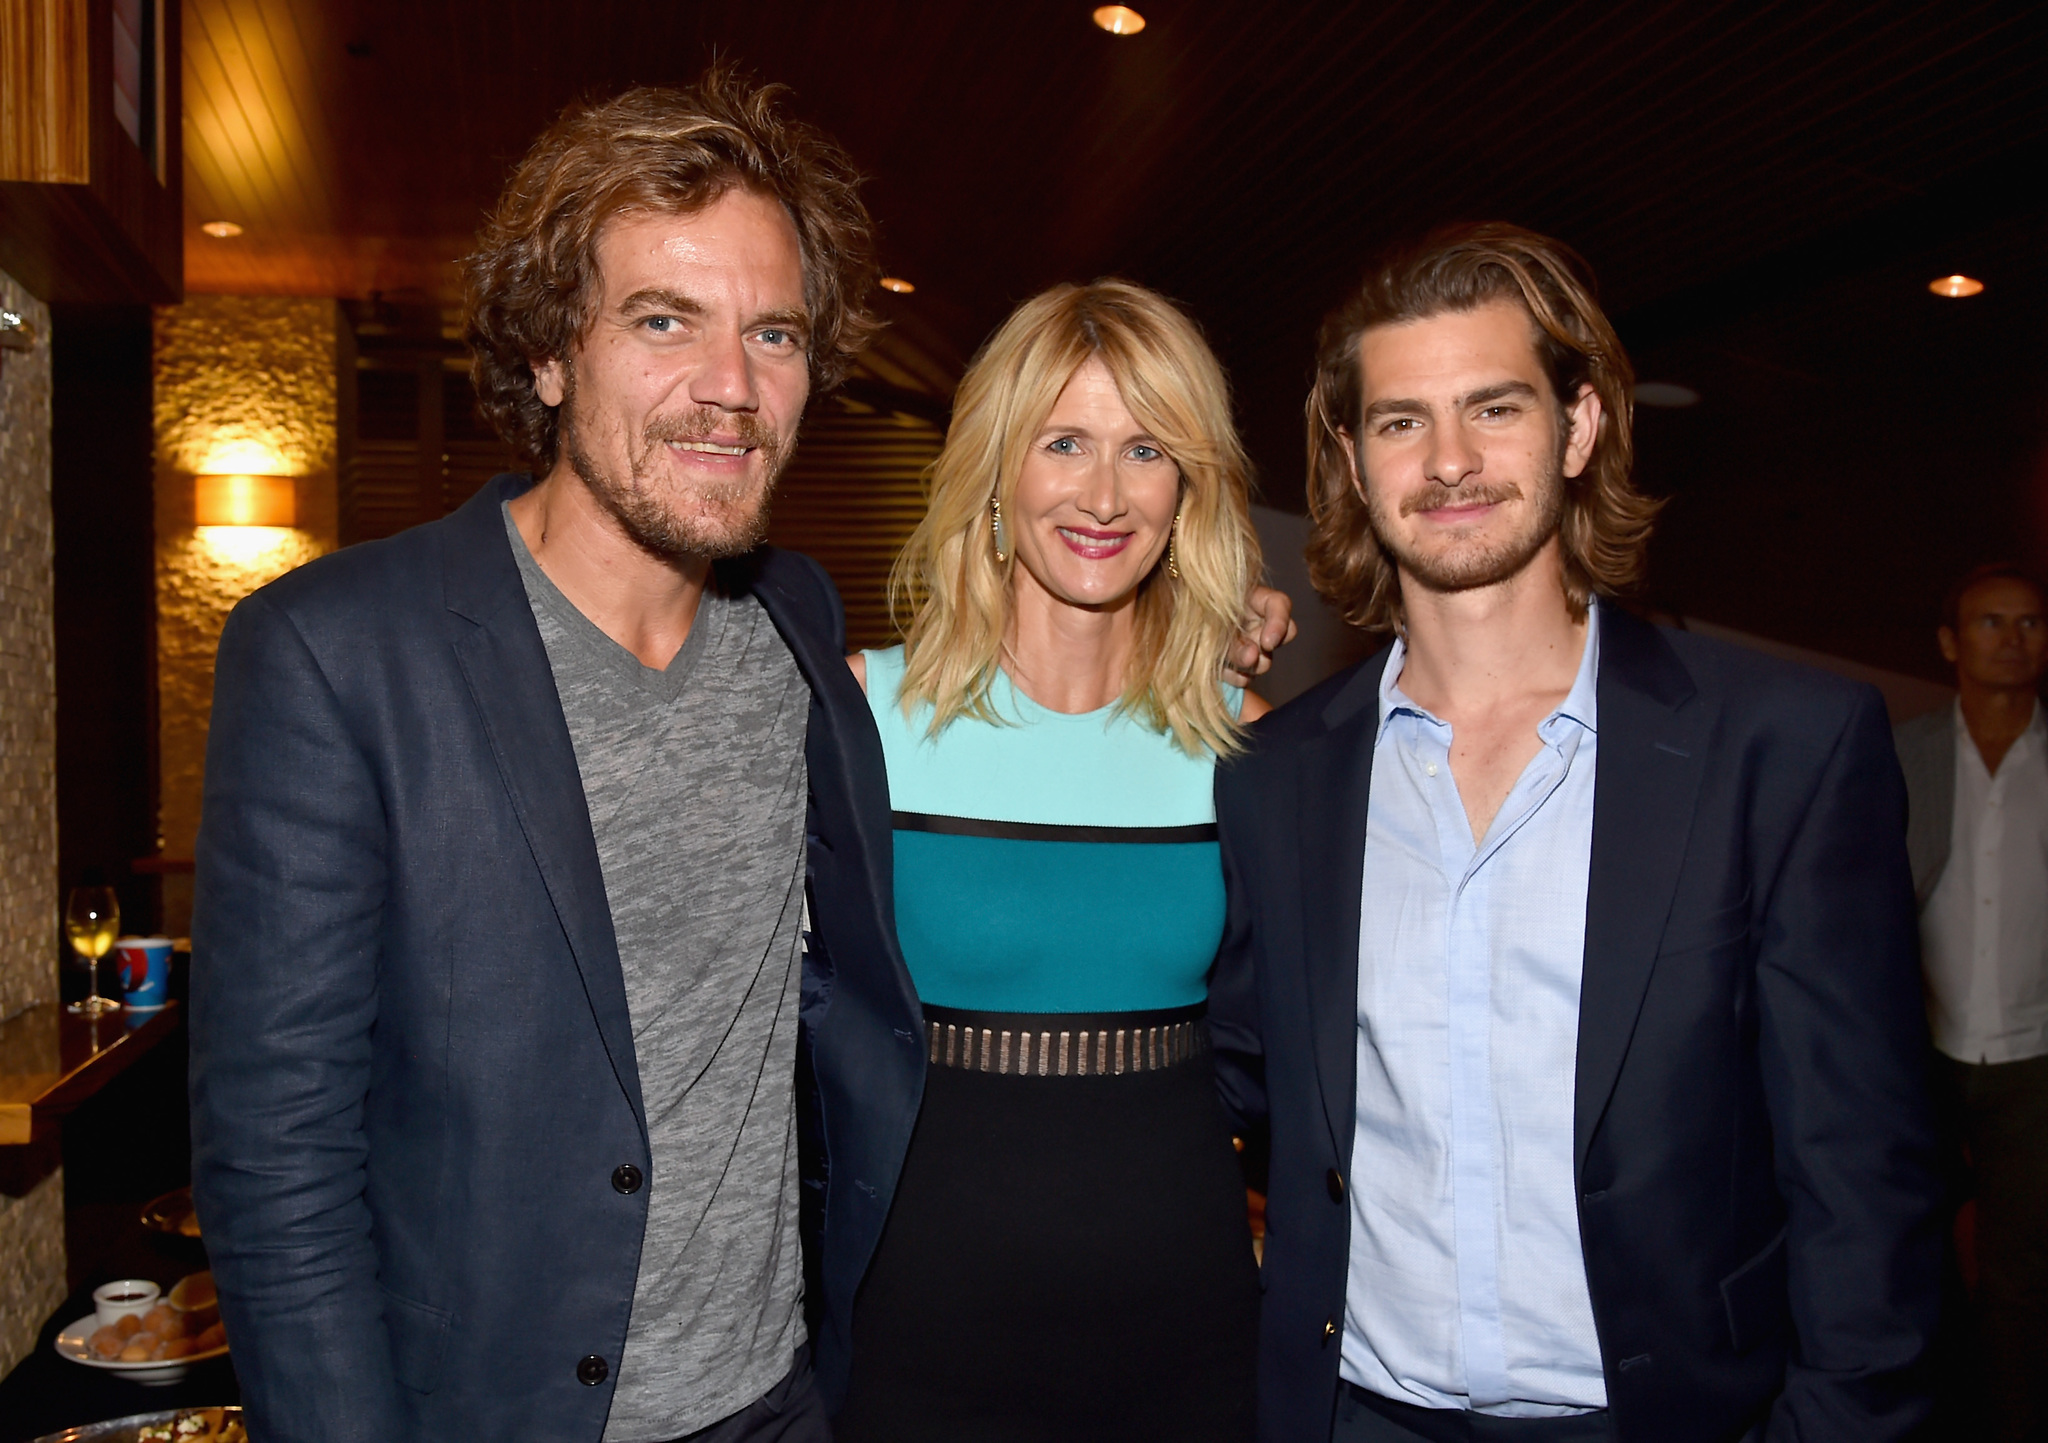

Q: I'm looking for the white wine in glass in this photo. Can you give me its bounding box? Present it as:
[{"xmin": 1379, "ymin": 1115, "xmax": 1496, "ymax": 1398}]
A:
[{"xmin": 64, "ymin": 885, "xmax": 121, "ymax": 1016}]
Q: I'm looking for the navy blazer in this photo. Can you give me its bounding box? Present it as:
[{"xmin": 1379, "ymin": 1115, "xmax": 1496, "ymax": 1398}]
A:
[
  {"xmin": 189, "ymin": 477, "xmax": 922, "ymax": 1442},
  {"xmin": 1211, "ymin": 604, "xmax": 1941, "ymax": 1443}
]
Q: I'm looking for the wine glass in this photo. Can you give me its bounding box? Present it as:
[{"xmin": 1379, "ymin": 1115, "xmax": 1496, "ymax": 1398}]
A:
[{"xmin": 63, "ymin": 886, "xmax": 122, "ymax": 1016}]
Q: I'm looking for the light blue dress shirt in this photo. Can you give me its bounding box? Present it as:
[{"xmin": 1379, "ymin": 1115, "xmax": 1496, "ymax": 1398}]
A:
[{"xmin": 1341, "ymin": 608, "xmax": 1606, "ymax": 1416}]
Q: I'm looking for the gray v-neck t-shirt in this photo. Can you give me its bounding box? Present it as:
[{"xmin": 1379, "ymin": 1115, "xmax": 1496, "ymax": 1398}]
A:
[{"xmin": 506, "ymin": 507, "xmax": 811, "ymax": 1439}]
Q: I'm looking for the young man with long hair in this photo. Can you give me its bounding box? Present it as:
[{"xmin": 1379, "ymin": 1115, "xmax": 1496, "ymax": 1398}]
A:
[{"xmin": 1212, "ymin": 223, "xmax": 1942, "ymax": 1443}]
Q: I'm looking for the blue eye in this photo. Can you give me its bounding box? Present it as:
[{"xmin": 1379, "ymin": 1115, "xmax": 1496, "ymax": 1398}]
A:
[
  {"xmin": 1048, "ymin": 437, "xmax": 1080, "ymax": 454},
  {"xmin": 645, "ymin": 316, "xmax": 674, "ymax": 333},
  {"xmin": 1129, "ymin": 445, "xmax": 1162, "ymax": 462}
]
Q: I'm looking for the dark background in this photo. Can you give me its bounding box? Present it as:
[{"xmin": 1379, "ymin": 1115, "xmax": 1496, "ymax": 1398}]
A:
[{"xmin": 176, "ymin": 0, "xmax": 2048, "ymax": 681}]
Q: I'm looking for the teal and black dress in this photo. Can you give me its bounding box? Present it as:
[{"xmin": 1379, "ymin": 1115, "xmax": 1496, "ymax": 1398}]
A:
[{"xmin": 834, "ymin": 646, "xmax": 1259, "ymax": 1443}]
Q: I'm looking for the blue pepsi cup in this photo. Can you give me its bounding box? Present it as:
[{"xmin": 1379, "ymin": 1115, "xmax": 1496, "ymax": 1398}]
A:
[{"xmin": 113, "ymin": 936, "xmax": 172, "ymax": 1010}]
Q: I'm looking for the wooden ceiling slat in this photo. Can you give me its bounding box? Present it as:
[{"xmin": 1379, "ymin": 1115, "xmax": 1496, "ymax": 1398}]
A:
[
  {"xmin": 181, "ymin": 0, "xmax": 365, "ymax": 292},
  {"xmin": 201, "ymin": 0, "xmax": 329, "ymax": 227},
  {"xmin": 183, "ymin": 8, "xmax": 269, "ymax": 222},
  {"xmin": 198, "ymin": 3, "xmax": 287, "ymax": 224},
  {"xmin": 236, "ymin": 0, "xmax": 339, "ymax": 222}
]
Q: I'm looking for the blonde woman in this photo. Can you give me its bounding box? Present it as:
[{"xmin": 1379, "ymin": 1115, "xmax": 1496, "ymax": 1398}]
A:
[{"xmin": 833, "ymin": 281, "xmax": 1265, "ymax": 1442}]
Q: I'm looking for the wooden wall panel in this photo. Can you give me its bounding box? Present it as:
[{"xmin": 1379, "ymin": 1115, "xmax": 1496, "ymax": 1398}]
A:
[
  {"xmin": 0, "ymin": 0, "xmax": 90, "ymax": 184},
  {"xmin": 0, "ymin": 0, "xmax": 179, "ymax": 302}
]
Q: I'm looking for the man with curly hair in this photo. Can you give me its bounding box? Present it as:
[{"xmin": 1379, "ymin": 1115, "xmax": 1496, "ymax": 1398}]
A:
[{"xmin": 189, "ymin": 72, "xmax": 911, "ymax": 1443}]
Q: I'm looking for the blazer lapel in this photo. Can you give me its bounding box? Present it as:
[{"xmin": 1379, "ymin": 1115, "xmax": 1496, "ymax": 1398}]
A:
[
  {"xmin": 1300, "ymin": 649, "xmax": 1391, "ymax": 1163},
  {"xmin": 442, "ymin": 478, "xmax": 645, "ymax": 1136},
  {"xmin": 1576, "ymin": 606, "xmax": 1711, "ymax": 1167},
  {"xmin": 747, "ymin": 554, "xmax": 922, "ymax": 1027}
]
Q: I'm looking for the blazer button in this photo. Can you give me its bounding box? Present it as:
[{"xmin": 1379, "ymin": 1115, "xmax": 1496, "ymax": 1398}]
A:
[
  {"xmin": 577, "ymin": 1354, "xmax": 609, "ymax": 1386},
  {"xmin": 1323, "ymin": 1319, "xmax": 1338, "ymax": 1342},
  {"xmin": 1326, "ymin": 1168, "xmax": 1345, "ymax": 1202},
  {"xmin": 612, "ymin": 1164, "xmax": 643, "ymax": 1195}
]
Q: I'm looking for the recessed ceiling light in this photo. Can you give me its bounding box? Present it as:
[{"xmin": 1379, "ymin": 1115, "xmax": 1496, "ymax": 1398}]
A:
[
  {"xmin": 1092, "ymin": 5, "xmax": 1146, "ymax": 35},
  {"xmin": 879, "ymin": 277, "xmax": 915, "ymax": 294},
  {"xmin": 1634, "ymin": 382, "xmax": 1700, "ymax": 408},
  {"xmin": 200, "ymin": 221, "xmax": 244, "ymax": 238},
  {"xmin": 1929, "ymin": 274, "xmax": 1984, "ymax": 298}
]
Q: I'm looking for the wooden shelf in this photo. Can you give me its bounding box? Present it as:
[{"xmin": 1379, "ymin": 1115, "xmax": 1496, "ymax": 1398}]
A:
[{"xmin": 0, "ymin": 1000, "xmax": 181, "ymax": 1147}]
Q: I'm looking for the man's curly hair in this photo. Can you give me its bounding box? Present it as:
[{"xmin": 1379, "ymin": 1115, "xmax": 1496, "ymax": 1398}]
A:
[{"xmin": 463, "ymin": 68, "xmax": 882, "ymax": 474}]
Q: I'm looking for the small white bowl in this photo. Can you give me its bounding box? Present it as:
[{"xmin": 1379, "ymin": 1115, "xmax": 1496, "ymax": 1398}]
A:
[{"xmin": 91, "ymin": 1279, "xmax": 159, "ymax": 1329}]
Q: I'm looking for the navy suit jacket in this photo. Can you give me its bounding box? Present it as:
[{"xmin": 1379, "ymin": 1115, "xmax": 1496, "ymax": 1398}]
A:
[
  {"xmin": 1211, "ymin": 604, "xmax": 1941, "ymax": 1443},
  {"xmin": 189, "ymin": 477, "xmax": 923, "ymax": 1442}
]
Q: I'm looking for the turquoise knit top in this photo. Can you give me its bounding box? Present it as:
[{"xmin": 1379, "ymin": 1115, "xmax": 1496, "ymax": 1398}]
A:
[{"xmin": 862, "ymin": 645, "xmax": 1235, "ymax": 1014}]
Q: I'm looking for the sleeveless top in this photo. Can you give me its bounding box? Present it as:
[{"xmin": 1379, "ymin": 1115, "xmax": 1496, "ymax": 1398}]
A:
[{"xmin": 861, "ymin": 645, "xmax": 1236, "ymax": 1013}]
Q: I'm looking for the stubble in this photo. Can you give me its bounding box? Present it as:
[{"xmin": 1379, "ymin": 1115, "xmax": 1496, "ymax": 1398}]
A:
[
  {"xmin": 1363, "ymin": 440, "xmax": 1567, "ymax": 597},
  {"xmin": 561, "ymin": 367, "xmax": 793, "ymax": 563}
]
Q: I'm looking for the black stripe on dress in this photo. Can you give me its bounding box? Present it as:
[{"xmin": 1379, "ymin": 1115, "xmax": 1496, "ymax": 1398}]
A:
[{"xmin": 890, "ymin": 810, "xmax": 1219, "ymax": 845}]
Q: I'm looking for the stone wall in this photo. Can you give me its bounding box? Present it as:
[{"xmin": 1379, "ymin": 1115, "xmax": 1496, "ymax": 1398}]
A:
[
  {"xmin": 152, "ymin": 298, "xmax": 337, "ymax": 931},
  {"xmin": 0, "ymin": 267, "xmax": 66, "ymax": 1378}
]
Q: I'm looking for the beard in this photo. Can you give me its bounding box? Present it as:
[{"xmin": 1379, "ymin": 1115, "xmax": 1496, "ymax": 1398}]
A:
[
  {"xmin": 1364, "ymin": 440, "xmax": 1567, "ymax": 597},
  {"xmin": 560, "ymin": 371, "xmax": 792, "ymax": 563}
]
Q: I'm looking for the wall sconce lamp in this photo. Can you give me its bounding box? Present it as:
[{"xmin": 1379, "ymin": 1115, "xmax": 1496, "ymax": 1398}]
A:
[{"xmin": 194, "ymin": 473, "xmax": 295, "ymax": 527}]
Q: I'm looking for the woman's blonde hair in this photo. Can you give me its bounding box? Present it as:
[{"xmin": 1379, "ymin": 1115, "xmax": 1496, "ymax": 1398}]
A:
[{"xmin": 890, "ymin": 279, "xmax": 1260, "ymax": 757}]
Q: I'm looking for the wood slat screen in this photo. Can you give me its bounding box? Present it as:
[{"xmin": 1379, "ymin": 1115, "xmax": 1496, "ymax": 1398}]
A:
[
  {"xmin": 342, "ymin": 437, "xmax": 511, "ymax": 544},
  {"xmin": 766, "ymin": 400, "xmax": 943, "ymax": 651},
  {"xmin": 340, "ymin": 356, "xmax": 515, "ymax": 546}
]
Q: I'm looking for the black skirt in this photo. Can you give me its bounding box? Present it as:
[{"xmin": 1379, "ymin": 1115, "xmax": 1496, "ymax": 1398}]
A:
[{"xmin": 834, "ymin": 1009, "xmax": 1260, "ymax": 1443}]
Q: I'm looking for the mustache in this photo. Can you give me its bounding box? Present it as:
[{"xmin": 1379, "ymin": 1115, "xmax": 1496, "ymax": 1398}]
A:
[
  {"xmin": 643, "ymin": 408, "xmax": 780, "ymax": 452},
  {"xmin": 1399, "ymin": 481, "xmax": 1524, "ymax": 517}
]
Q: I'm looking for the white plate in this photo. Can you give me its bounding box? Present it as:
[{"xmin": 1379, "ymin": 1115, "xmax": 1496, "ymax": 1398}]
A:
[{"xmin": 53, "ymin": 1316, "xmax": 228, "ymax": 1386}]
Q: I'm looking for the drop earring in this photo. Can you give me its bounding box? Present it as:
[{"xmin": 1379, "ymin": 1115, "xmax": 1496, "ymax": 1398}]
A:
[
  {"xmin": 1167, "ymin": 510, "xmax": 1182, "ymax": 579},
  {"xmin": 992, "ymin": 496, "xmax": 1011, "ymax": 562}
]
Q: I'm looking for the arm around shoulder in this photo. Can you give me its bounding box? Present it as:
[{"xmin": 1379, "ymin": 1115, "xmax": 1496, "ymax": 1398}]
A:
[{"xmin": 189, "ymin": 591, "xmax": 405, "ymax": 1439}]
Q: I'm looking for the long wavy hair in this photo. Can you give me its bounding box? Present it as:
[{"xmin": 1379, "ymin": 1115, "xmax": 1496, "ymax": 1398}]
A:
[
  {"xmin": 1305, "ymin": 222, "xmax": 1660, "ymax": 633},
  {"xmin": 463, "ymin": 68, "xmax": 881, "ymax": 474},
  {"xmin": 890, "ymin": 280, "xmax": 1261, "ymax": 758}
]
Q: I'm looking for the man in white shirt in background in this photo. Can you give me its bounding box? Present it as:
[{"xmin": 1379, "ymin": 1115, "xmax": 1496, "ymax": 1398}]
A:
[{"xmin": 1895, "ymin": 561, "xmax": 2048, "ymax": 1443}]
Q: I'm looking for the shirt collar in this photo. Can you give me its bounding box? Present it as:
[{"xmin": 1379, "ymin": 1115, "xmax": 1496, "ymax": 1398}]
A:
[
  {"xmin": 1951, "ymin": 695, "xmax": 2047, "ymax": 767},
  {"xmin": 1377, "ymin": 601, "xmax": 1603, "ymax": 742}
]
